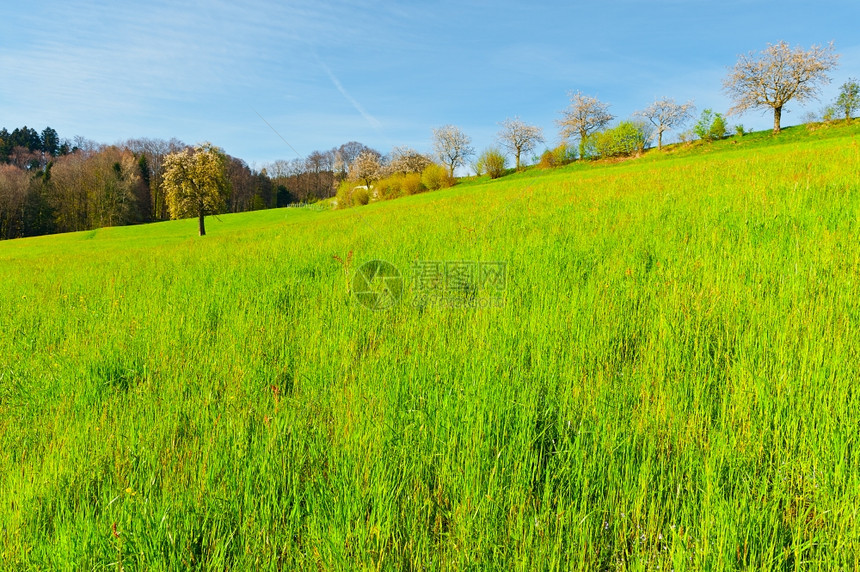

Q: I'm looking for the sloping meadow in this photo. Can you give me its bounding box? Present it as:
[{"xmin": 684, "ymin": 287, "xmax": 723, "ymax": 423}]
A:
[{"xmin": 2, "ymin": 129, "xmax": 860, "ymax": 569}]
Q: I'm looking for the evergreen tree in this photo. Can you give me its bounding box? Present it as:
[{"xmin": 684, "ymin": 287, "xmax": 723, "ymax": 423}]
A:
[{"xmin": 41, "ymin": 127, "xmax": 60, "ymax": 157}]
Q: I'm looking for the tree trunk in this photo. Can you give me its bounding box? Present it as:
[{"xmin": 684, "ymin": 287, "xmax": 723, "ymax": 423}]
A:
[
  {"xmin": 657, "ymin": 130, "xmax": 663, "ymax": 151},
  {"xmin": 515, "ymin": 150, "xmax": 521, "ymax": 171},
  {"xmin": 773, "ymin": 106, "xmax": 782, "ymax": 134},
  {"xmin": 579, "ymin": 128, "xmax": 587, "ymax": 160},
  {"xmin": 198, "ymin": 208, "xmax": 206, "ymax": 236}
]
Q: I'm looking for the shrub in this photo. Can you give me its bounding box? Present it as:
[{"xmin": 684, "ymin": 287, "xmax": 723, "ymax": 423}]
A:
[
  {"xmin": 709, "ymin": 113, "xmax": 728, "ymax": 140},
  {"xmin": 375, "ymin": 175, "xmax": 403, "ymax": 200},
  {"xmin": 401, "ymin": 172, "xmax": 424, "ymax": 195},
  {"xmin": 538, "ymin": 149, "xmax": 556, "ymax": 169},
  {"xmin": 472, "ymin": 158, "xmax": 485, "ymax": 177},
  {"xmin": 538, "ymin": 144, "xmax": 576, "ymax": 169},
  {"xmin": 477, "ymin": 148, "xmax": 507, "ymax": 179},
  {"xmin": 677, "ymin": 130, "xmax": 694, "ymax": 145},
  {"xmin": 552, "ymin": 143, "xmax": 576, "ymax": 165},
  {"xmin": 802, "ymin": 110, "xmax": 820, "ymax": 125},
  {"xmin": 352, "ymin": 186, "xmax": 370, "ymax": 206},
  {"xmin": 421, "ymin": 164, "xmax": 452, "ymax": 190},
  {"xmin": 335, "ymin": 180, "xmax": 354, "ymax": 209},
  {"xmin": 734, "ymin": 124, "xmax": 745, "ymax": 137},
  {"xmin": 585, "ymin": 121, "xmax": 649, "ymax": 159},
  {"xmin": 339, "ymin": 172, "xmax": 425, "ymax": 205},
  {"xmin": 334, "ymin": 180, "xmax": 371, "ymax": 208},
  {"xmin": 694, "ymin": 109, "xmax": 728, "ymax": 142}
]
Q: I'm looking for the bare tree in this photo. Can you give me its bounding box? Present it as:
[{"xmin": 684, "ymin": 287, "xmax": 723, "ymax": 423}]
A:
[
  {"xmin": 72, "ymin": 135, "xmax": 101, "ymax": 158},
  {"xmin": 8, "ymin": 146, "xmax": 40, "ymax": 170},
  {"xmin": 47, "ymin": 147, "xmax": 141, "ymax": 232},
  {"xmin": 432, "ymin": 125, "xmax": 474, "ymax": 178},
  {"xmin": 121, "ymin": 137, "xmax": 185, "ymax": 219},
  {"xmin": 228, "ymin": 157, "xmax": 255, "ymax": 212},
  {"xmin": 305, "ymin": 150, "xmax": 328, "ymax": 196},
  {"xmin": 335, "ymin": 141, "xmax": 372, "ymax": 179},
  {"xmin": 266, "ymin": 159, "xmax": 291, "ymax": 181},
  {"xmin": 723, "ymin": 41, "xmax": 839, "ymax": 134},
  {"xmin": 50, "ymin": 152, "xmax": 91, "ymax": 232},
  {"xmin": 497, "ymin": 118, "xmax": 544, "ymax": 170},
  {"xmin": 556, "ymin": 92, "xmax": 614, "ymax": 159},
  {"xmin": 89, "ymin": 147, "xmax": 141, "ymax": 228},
  {"xmin": 0, "ymin": 164, "xmax": 29, "ymax": 239},
  {"xmin": 635, "ymin": 98, "xmax": 695, "ymax": 150}
]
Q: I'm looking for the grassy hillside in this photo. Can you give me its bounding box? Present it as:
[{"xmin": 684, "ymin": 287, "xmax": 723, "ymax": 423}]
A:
[{"xmin": 2, "ymin": 122, "xmax": 860, "ymax": 570}]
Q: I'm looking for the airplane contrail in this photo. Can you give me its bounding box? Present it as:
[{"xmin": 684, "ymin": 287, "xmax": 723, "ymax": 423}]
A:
[{"xmin": 317, "ymin": 58, "xmax": 382, "ymax": 130}]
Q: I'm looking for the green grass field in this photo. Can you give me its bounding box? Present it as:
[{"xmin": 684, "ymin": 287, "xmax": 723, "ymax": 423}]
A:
[{"xmin": 2, "ymin": 122, "xmax": 860, "ymax": 570}]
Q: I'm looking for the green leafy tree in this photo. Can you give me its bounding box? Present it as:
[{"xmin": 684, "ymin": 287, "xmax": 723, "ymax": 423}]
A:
[
  {"xmin": 40, "ymin": 127, "xmax": 60, "ymax": 157},
  {"xmin": 694, "ymin": 110, "xmax": 714, "ymax": 140},
  {"xmin": 709, "ymin": 113, "xmax": 728, "ymax": 140},
  {"xmin": 163, "ymin": 142, "xmax": 231, "ymax": 236},
  {"xmin": 694, "ymin": 109, "xmax": 728, "ymax": 142},
  {"xmin": 835, "ymin": 78, "xmax": 860, "ymax": 121},
  {"xmin": 0, "ymin": 128, "xmax": 10, "ymax": 163}
]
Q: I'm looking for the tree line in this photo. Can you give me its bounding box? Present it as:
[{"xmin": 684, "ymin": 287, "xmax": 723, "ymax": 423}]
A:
[
  {"xmin": 0, "ymin": 130, "xmax": 471, "ymax": 239},
  {"xmin": 1, "ymin": 41, "xmax": 857, "ymax": 240},
  {"xmin": 0, "ymin": 133, "xmax": 388, "ymax": 239}
]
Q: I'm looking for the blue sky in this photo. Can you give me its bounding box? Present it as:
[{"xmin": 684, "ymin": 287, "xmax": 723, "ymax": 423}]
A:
[{"xmin": 2, "ymin": 0, "xmax": 858, "ymax": 169}]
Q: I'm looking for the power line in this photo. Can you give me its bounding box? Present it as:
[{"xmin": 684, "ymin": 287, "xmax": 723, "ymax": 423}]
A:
[{"xmin": 252, "ymin": 108, "xmax": 302, "ymax": 159}]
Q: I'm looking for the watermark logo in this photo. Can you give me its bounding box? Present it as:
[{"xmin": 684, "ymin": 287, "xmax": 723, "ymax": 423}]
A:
[
  {"xmin": 412, "ymin": 260, "xmax": 507, "ymax": 309},
  {"xmin": 285, "ymin": 202, "xmax": 328, "ymax": 212},
  {"xmin": 352, "ymin": 259, "xmax": 507, "ymax": 310},
  {"xmin": 352, "ymin": 260, "xmax": 404, "ymax": 310}
]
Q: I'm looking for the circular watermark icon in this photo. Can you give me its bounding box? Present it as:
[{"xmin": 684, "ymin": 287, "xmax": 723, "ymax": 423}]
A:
[{"xmin": 352, "ymin": 260, "xmax": 404, "ymax": 310}]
